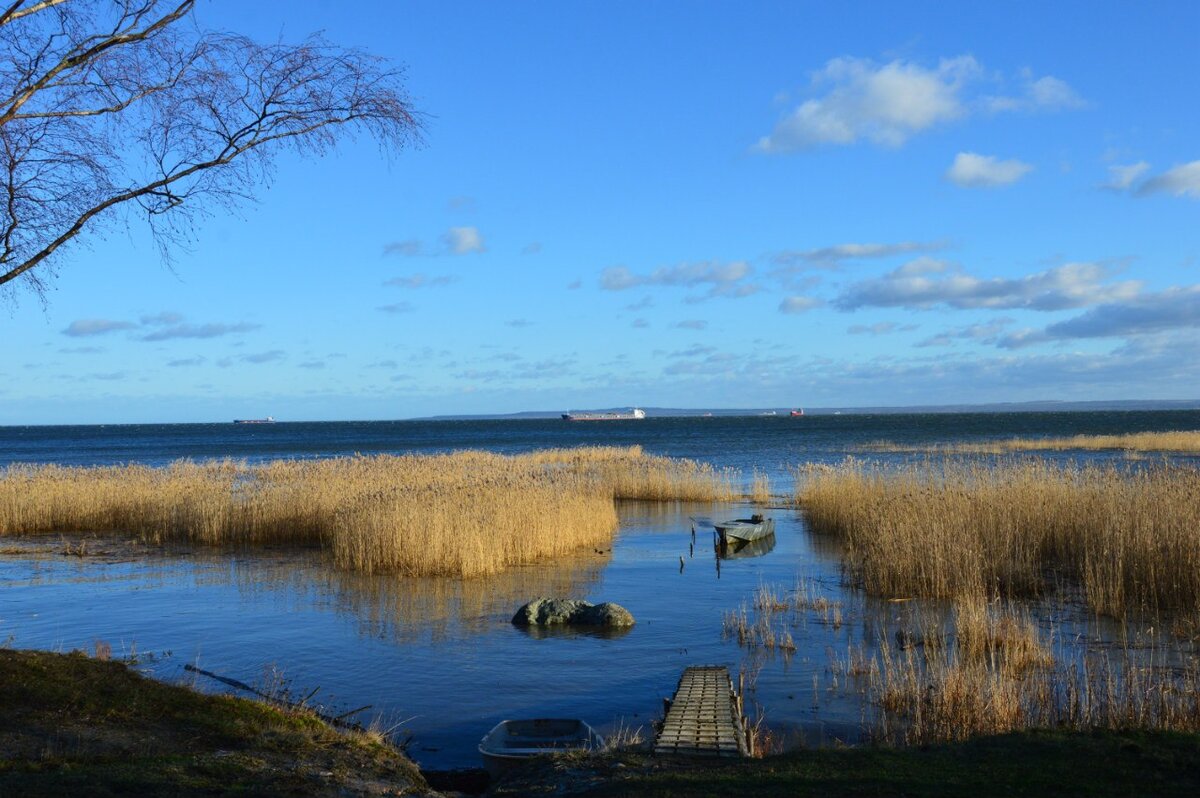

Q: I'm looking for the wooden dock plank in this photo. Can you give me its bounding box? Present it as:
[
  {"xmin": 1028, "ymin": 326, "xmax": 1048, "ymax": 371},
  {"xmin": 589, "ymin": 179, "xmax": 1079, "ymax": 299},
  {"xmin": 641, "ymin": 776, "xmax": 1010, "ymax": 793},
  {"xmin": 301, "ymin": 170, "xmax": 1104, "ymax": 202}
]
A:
[{"xmin": 654, "ymin": 665, "xmax": 748, "ymax": 758}]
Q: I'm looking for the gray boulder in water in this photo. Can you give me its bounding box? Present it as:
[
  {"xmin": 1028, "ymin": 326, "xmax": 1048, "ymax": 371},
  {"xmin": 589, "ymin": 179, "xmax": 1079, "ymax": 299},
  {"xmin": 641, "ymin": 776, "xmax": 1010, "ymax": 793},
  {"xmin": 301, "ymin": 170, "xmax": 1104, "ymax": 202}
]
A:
[{"xmin": 512, "ymin": 597, "xmax": 635, "ymax": 628}]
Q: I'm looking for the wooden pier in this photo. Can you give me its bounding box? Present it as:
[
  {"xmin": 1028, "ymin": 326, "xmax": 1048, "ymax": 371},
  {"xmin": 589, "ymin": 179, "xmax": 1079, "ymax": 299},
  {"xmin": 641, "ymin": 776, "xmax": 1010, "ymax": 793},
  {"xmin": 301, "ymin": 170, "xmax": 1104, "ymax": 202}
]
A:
[{"xmin": 654, "ymin": 665, "xmax": 749, "ymax": 758}]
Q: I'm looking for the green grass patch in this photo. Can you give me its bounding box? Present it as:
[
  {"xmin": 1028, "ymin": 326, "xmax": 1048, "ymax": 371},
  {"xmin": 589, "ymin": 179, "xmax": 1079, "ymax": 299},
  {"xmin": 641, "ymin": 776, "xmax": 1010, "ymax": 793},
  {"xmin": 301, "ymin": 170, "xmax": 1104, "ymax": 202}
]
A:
[
  {"xmin": 0, "ymin": 649, "xmax": 428, "ymax": 797},
  {"xmin": 495, "ymin": 730, "xmax": 1200, "ymax": 797}
]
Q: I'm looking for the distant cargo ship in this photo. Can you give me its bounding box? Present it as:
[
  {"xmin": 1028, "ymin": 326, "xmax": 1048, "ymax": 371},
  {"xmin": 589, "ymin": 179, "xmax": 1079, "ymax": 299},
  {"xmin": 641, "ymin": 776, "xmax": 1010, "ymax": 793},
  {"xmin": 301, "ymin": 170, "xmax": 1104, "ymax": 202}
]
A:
[
  {"xmin": 233, "ymin": 417, "xmax": 275, "ymax": 424},
  {"xmin": 561, "ymin": 408, "xmax": 646, "ymax": 421},
  {"xmin": 790, "ymin": 408, "xmax": 805, "ymax": 417}
]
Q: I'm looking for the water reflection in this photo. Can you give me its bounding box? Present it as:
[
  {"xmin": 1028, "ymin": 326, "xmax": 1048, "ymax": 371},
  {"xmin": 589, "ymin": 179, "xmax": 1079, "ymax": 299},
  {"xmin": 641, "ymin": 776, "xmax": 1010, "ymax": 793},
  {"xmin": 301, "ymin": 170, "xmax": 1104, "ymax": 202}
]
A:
[
  {"xmin": 513, "ymin": 624, "xmax": 634, "ymax": 641},
  {"xmin": 716, "ymin": 533, "xmax": 776, "ymax": 560},
  {"xmin": 4, "ymin": 501, "xmax": 1198, "ymax": 768},
  {"xmin": 221, "ymin": 548, "xmax": 612, "ymax": 644}
]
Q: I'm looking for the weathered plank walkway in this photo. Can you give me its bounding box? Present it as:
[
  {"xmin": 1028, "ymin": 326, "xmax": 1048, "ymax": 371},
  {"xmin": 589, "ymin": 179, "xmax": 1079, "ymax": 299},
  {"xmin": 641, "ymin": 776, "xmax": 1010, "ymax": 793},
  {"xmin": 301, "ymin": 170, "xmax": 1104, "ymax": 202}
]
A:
[{"xmin": 654, "ymin": 665, "xmax": 748, "ymax": 758}]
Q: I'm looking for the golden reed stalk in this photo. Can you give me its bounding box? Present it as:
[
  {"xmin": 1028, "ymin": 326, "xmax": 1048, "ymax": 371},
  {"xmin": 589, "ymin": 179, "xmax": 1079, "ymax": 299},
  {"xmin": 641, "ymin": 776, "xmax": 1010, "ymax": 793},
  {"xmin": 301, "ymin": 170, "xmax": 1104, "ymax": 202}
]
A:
[
  {"xmin": 795, "ymin": 459, "xmax": 1200, "ymax": 616},
  {"xmin": 861, "ymin": 429, "xmax": 1200, "ymax": 454},
  {"xmin": 0, "ymin": 447, "xmax": 735, "ymax": 577}
]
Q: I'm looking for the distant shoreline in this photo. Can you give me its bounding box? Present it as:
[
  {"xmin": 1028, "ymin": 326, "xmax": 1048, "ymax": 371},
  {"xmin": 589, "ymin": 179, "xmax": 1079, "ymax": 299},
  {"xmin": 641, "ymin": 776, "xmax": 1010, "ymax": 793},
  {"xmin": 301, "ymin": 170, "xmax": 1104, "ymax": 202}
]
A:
[
  {"xmin": 4, "ymin": 400, "xmax": 1200, "ymax": 428},
  {"xmin": 421, "ymin": 399, "xmax": 1200, "ymax": 421}
]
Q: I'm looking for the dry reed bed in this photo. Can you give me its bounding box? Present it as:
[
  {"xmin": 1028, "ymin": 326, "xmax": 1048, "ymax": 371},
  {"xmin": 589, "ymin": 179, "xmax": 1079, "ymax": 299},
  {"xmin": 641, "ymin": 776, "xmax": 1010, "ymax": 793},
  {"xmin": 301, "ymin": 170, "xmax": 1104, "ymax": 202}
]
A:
[
  {"xmin": 861, "ymin": 429, "xmax": 1200, "ymax": 454},
  {"xmin": 525, "ymin": 445, "xmax": 741, "ymax": 502},
  {"xmin": 0, "ymin": 447, "xmax": 734, "ymax": 577},
  {"xmin": 728, "ymin": 582, "xmax": 1200, "ymax": 742},
  {"xmin": 795, "ymin": 459, "xmax": 1200, "ymax": 617},
  {"xmin": 870, "ymin": 598, "xmax": 1200, "ymax": 743}
]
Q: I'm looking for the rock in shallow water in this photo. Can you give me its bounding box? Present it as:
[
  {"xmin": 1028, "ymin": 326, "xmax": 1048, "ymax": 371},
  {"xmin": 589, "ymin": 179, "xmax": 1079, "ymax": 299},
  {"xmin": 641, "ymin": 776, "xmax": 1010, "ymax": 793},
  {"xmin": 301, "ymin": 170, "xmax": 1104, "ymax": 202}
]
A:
[{"xmin": 512, "ymin": 597, "xmax": 635, "ymax": 627}]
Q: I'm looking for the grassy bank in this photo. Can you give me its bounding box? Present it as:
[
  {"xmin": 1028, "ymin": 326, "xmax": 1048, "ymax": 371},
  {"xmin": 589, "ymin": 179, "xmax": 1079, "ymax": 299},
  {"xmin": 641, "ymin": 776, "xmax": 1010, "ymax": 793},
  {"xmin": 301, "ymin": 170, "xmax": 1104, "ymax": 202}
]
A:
[
  {"xmin": 0, "ymin": 446, "xmax": 737, "ymax": 577},
  {"xmin": 5, "ymin": 649, "xmax": 1200, "ymax": 798},
  {"xmin": 0, "ymin": 649, "xmax": 432, "ymax": 797},
  {"xmin": 491, "ymin": 730, "xmax": 1200, "ymax": 797},
  {"xmin": 795, "ymin": 459, "xmax": 1200, "ymax": 617}
]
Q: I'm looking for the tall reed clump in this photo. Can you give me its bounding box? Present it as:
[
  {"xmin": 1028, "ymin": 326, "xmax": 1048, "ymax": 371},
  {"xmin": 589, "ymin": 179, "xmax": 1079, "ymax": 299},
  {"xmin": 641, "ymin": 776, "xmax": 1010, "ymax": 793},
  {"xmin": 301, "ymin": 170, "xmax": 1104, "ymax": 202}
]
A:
[
  {"xmin": 526, "ymin": 446, "xmax": 740, "ymax": 502},
  {"xmin": 795, "ymin": 459, "xmax": 1200, "ymax": 617},
  {"xmin": 0, "ymin": 447, "xmax": 731, "ymax": 577},
  {"xmin": 749, "ymin": 469, "xmax": 771, "ymax": 503}
]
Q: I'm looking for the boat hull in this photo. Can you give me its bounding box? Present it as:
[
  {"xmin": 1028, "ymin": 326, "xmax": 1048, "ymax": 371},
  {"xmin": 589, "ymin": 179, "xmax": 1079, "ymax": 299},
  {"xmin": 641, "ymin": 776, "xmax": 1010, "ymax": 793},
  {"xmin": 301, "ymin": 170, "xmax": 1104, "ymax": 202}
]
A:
[
  {"xmin": 716, "ymin": 532, "xmax": 777, "ymax": 559},
  {"xmin": 562, "ymin": 409, "xmax": 646, "ymax": 421},
  {"xmin": 479, "ymin": 718, "xmax": 603, "ymax": 776},
  {"xmin": 715, "ymin": 518, "xmax": 775, "ymax": 544}
]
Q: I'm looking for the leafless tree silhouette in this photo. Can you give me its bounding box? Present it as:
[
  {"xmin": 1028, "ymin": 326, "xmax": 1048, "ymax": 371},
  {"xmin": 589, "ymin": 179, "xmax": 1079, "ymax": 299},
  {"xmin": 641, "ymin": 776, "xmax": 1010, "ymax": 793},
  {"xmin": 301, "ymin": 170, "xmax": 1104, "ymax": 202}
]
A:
[{"xmin": 0, "ymin": 0, "xmax": 421, "ymax": 298}]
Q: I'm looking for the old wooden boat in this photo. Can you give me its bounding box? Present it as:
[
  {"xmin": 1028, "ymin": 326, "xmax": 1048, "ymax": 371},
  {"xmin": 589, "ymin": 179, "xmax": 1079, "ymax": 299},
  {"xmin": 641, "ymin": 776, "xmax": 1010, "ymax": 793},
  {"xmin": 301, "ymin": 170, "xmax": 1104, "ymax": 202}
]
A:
[
  {"xmin": 714, "ymin": 514, "xmax": 774, "ymax": 545},
  {"xmin": 478, "ymin": 718, "xmax": 604, "ymax": 775},
  {"xmin": 716, "ymin": 532, "xmax": 776, "ymax": 559}
]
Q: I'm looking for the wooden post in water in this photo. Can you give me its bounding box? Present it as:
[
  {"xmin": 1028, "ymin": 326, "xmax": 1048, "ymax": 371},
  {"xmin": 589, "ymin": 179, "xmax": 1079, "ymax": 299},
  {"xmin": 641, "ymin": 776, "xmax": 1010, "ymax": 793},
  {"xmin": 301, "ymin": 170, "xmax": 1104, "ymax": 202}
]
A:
[{"xmin": 736, "ymin": 671, "xmax": 753, "ymax": 757}]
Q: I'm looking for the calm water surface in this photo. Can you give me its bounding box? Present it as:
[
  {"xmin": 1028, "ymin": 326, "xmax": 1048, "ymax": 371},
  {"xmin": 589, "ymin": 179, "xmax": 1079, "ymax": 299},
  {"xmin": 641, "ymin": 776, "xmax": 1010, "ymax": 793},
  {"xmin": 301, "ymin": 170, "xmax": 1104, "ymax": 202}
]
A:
[{"xmin": 2, "ymin": 412, "xmax": 1198, "ymax": 768}]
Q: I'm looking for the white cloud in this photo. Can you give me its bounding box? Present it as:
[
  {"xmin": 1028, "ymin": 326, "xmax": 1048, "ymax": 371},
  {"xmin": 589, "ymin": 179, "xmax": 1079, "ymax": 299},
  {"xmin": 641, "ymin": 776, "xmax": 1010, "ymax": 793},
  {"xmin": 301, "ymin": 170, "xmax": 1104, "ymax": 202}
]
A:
[
  {"xmin": 675, "ymin": 319, "xmax": 708, "ymax": 330},
  {"xmin": 62, "ymin": 319, "xmax": 137, "ymax": 337},
  {"xmin": 384, "ymin": 274, "xmax": 456, "ymax": 289},
  {"xmin": 985, "ymin": 73, "xmax": 1088, "ymax": 113},
  {"xmin": 1102, "ymin": 161, "xmax": 1150, "ymax": 191},
  {"xmin": 1027, "ymin": 75, "xmax": 1087, "ymax": 109},
  {"xmin": 1001, "ymin": 285, "xmax": 1200, "ymax": 347},
  {"xmin": 945, "ymin": 152, "xmax": 1033, "ymax": 188},
  {"xmin": 837, "ymin": 260, "xmax": 1141, "ymax": 311},
  {"xmin": 916, "ymin": 318, "xmax": 1014, "ymax": 348},
  {"xmin": 141, "ymin": 322, "xmax": 260, "ymax": 342},
  {"xmin": 383, "ymin": 240, "xmax": 422, "ymax": 257},
  {"xmin": 757, "ymin": 55, "xmax": 978, "ymax": 151},
  {"xmin": 377, "ymin": 302, "xmax": 415, "ymax": 314},
  {"xmin": 140, "ymin": 312, "xmax": 184, "ymax": 326},
  {"xmin": 442, "ymin": 226, "xmax": 486, "ymax": 254},
  {"xmin": 773, "ymin": 240, "xmax": 946, "ymax": 269},
  {"xmin": 756, "ymin": 57, "xmax": 1084, "ymax": 153},
  {"xmin": 600, "ymin": 260, "xmax": 755, "ymax": 300},
  {"xmin": 64, "ymin": 314, "xmax": 259, "ymax": 341},
  {"xmin": 1137, "ymin": 160, "xmax": 1200, "ymax": 199},
  {"xmin": 241, "ymin": 350, "xmax": 286, "ymax": 364},
  {"xmin": 779, "ymin": 296, "xmax": 821, "ymax": 314},
  {"xmin": 847, "ymin": 321, "xmax": 918, "ymax": 335}
]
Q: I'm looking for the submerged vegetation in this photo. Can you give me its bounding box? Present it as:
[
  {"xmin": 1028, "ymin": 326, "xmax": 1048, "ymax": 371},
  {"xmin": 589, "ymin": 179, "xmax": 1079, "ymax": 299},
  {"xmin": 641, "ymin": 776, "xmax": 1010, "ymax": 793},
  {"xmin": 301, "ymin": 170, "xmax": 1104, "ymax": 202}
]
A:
[
  {"xmin": 0, "ymin": 446, "xmax": 737, "ymax": 578},
  {"xmin": 729, "ymin": 581, "xmax": 1200, "ymax": 747},
  {"xmin": 795, "ymin": 459, "xmax": 1200, "ymax": 617}
]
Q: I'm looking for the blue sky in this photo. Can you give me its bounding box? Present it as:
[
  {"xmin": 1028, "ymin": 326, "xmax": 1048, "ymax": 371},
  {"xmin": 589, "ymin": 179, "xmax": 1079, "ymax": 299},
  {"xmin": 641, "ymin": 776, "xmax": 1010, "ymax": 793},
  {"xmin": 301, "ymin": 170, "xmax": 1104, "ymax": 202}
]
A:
[{"xmin": 4, "ymin": 0, "xmax": 1200, "ymax": 423}]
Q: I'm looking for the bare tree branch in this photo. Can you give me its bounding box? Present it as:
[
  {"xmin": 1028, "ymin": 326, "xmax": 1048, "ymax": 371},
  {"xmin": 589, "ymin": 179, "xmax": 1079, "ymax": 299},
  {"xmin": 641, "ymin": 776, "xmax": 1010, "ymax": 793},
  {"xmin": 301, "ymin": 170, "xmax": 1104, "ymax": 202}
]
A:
[
  {"xmin": 0, "ymin": 0, "xmax": 70, "ymax": 28},
  {"xmin": 0, "ymin": 0, "xmax": 422, "ymax": 297}
]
